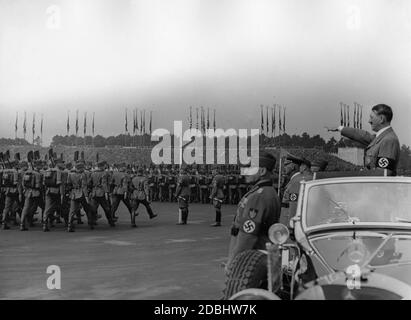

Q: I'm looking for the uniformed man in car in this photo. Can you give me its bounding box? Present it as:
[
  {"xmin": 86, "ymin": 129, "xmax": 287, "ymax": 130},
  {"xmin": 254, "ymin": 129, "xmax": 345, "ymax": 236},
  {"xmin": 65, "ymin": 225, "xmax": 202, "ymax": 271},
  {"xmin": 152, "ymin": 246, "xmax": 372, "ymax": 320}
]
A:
[
  {"xmin": 280, "ymin": 156, "xmax": 313, "ymax": 227},
  {"xmin": 279, "ymin": 155, "xmax": 300, "ymax": 199},
  {"xmin": 226, "ymin": 152, "xmax": 281, "ymax": 270},
  {"xmin": 327, "ymin": 104, "xmax": 400, "ymax": 176}
]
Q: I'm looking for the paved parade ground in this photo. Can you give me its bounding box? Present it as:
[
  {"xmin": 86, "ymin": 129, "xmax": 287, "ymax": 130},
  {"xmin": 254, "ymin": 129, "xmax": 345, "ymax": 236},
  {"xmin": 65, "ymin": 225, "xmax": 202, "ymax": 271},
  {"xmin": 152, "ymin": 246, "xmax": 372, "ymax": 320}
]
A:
[{"xmin": 0, "ymin": 202, "xmax": 235, "ymax": 300}]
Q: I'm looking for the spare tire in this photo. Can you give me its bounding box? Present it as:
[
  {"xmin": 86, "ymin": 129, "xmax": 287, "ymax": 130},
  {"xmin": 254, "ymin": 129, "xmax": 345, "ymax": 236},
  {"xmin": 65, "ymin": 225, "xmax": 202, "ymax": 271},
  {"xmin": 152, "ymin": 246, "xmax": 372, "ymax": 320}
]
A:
[{"xmin": 222, "ymin": 249, "xmax": 281, "ymax": 300}]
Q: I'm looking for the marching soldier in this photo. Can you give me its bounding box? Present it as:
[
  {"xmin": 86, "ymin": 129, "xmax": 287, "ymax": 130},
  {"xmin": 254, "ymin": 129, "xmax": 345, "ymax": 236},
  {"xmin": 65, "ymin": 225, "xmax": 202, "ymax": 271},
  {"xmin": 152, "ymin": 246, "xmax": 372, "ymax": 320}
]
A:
[
  {"xmin": 130, "ymin": 167, "xmax": 157, "ymax": 227},
  {"xmin": 210, "ymin": 168, "xmax": 225, "ymax": 227},
  {"xmin": 89, "ymin": 160, "xmax": 115, "ymax": 228},
  {"xmin": 64, "ymin": 158, "xmax": 84, "ymax": 225},
  {"xmin": 60, "ymin": 162, "xmax": 73, "ymax": 227},
  {"xmin": 66, "ymin": 161, "xmax": 91, "ymax": 232},
  {"xmin": 42, "ymin": 154, "xmax": 66, "ymax": 232},
  {"xmin": 13, "ymin": 159, "xmax": 27, "ymax": 225},
  {"xmin": 1, "ymin": 158, "xmax": 22, "ymax": 230},
  {"xmin": 226, "ymin": 151, "xmax": 281, "ymax": 269},
  {"xmin": 279, "ymin": 155, "xmax": 313, "ymax": 227},
  {"xmin": 110, "ymin": 163, "xmax": 133, "ymax": 221},
  {"xmin": 175, "ymin": 166, "xmax": 191, "ymax": 225},
  {"xmin": 20, "ymin": 156, "xmax": 44, "ymax": 231}
]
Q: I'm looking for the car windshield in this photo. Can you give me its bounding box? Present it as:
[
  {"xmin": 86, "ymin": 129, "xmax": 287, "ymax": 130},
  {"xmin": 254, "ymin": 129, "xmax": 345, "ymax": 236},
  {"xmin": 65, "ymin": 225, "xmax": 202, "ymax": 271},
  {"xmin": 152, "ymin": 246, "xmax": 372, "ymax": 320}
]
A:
[
  {"xmin": 311, "ymin": 234, "xmax": 411, "ymax": 274},
  {"xmin": 306, "ymin": 182, "xmax": 411, "ymax": 227}
]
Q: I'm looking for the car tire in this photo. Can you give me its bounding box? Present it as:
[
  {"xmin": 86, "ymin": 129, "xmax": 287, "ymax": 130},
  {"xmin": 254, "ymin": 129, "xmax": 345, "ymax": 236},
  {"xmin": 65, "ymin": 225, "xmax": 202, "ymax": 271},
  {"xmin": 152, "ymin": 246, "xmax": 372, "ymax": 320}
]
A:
[{"xmin": 222, "ymin": 249, "xmax": 281, "ymax": 300}]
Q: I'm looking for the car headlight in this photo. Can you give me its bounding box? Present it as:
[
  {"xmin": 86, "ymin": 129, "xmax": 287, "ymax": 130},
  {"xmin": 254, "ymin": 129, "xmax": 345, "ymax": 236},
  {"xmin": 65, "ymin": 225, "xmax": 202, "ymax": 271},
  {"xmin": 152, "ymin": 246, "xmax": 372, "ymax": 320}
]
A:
[
  {"xmin": 268, "ymin": 223, "xmax": 289, "ymax": 245},
  {"xmin": 347, "ymin": 240, "xmax": 368, "ymax": 264}
]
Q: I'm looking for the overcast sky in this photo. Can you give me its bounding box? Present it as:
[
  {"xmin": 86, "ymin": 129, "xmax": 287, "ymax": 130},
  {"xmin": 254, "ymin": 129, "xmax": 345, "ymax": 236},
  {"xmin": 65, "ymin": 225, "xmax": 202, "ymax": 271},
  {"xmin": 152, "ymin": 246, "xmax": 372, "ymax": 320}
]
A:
[{"xmin": 0, "ymin": 0, "xmax": 410, "ymax": 146}]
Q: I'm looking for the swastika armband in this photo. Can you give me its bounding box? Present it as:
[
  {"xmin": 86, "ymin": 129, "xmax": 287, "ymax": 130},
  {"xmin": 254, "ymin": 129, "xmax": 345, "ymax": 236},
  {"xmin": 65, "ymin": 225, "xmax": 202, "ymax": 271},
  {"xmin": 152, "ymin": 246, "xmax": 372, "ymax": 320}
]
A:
[
  {"xmin": 289, "ymin": 193, "xmax": 298, "ymax": 202},
  {"xmin": 376, "ymin": 157, "xmax": 395, "ymax": 170},
  {"xmin": 242, "ymin": 220, "xmax": 256, "ymax": 233},
  {"xmin": 237, "ymin": 218, "xmax": 261, "ymax": 236}
]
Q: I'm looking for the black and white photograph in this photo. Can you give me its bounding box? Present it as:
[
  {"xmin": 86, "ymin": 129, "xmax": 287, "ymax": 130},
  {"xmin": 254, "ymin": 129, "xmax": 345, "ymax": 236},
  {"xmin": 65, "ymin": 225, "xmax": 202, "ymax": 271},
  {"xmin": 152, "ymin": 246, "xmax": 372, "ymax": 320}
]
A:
[{"xmin": 1, "ymin": 0, "xmax": 411, "ymax": 307}]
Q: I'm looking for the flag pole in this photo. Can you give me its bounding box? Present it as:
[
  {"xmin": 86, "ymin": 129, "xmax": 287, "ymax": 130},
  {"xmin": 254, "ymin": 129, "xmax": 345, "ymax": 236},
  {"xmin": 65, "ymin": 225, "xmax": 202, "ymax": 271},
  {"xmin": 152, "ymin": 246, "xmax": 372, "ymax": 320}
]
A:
[
  {"xmin": 15, "ymin": 112, "xmax": 18, "ymax": 140},
  {"xmin": 41, "ymin": 113, "xmax": 43, "ymax": 147},
  {"xmin": 277, "ymin": 151, "xmax": 282, "ymax": 197},
  {"xmin": 76, "ymin": 110, "xmax": 79, "ymax": 147},
  {"xmin": 32, "ymin": 112, "xmax": 35, "ymax": 145},
  {"xmin": 84, "ymin": 112, "xmax": 87, "ymax": 147},
  {"xmin": 23, "ymin": 111, "xmax": 27, "ymax": 142},
  {"xmin": 92, "ymin": 112, "xmax": 95, "ymax": 148},
  {"xmin": 124, "ymin": 108, "xmax": 127, "ymax": 147}
]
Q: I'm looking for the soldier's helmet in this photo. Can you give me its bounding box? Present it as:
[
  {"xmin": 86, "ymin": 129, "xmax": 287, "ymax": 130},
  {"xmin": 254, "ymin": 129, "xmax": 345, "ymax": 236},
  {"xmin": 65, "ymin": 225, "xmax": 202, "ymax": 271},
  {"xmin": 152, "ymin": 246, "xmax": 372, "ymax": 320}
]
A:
[
  {"xmin": 258, "ymin": 151, "xmax": 277, "ymax": 171},
  {"xmin": 7, "ymin": 160, "xmax": 17, "ymax": 169},
  {"xmin": 34, "ymin": 160, "xmax": 44, "ymax": 170},
  {"xmin": 75, "ymin": 161, "xmax": 85, "ymax": 171},
  {"xmin": 240, "ymin": 151, "xmax": 277, "ymax": 175},
  {"xmin": 311, "ymin": 159, "xmax": 328, "ymax": 172},
  {"xmin": 85, "ymin": 161, "xmax": 92, "ymax": 170},
  {"xmin": 19, "ymin": 161, "xmax": 29, "ymax": 170},
  {"xmin": 97, "ymin": 160, "xmax": 106, "ymax": 169},
  {"xmin": 118, "ymin": 163, "xmax": 127, "ymax": 172},
  {"xmin": 299, "ymin": 157, "xmax": 311, "ymax": 169},
  {"xmin": 285, "ymin": 153, "xmax": 310, "ymax": 167},
  {"xmin": 55, "ymin": 158, "xmax": 66, "ymax": 170}
]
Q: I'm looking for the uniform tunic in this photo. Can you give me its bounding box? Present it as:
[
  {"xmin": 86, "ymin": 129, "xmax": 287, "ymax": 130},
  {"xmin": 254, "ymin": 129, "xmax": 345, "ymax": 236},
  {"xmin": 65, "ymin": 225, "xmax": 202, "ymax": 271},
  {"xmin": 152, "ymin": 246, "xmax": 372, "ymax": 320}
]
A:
[
  {"xmin": 130, "ymin": 174, "xmax": 155, "ymax": 219},
  {"xmin": 43, "ymin": 168, "xmax": 65, "ymax": 224},
  {"xmin": 67, "ymin": 171, "xmax": 91, "ymax": 226},
  {"xmin": 280, "ymin": 171, "xmax": 313, "ymax": 227},
  {"xmin": 21, "ymin": 169, "xmax": 43, "ymax": 227},
  {"xmin": 110, "ymin": 170, "xmax": 132, "ymax": 216},
  {"xmin": 175, "ymin": 174, "xmax": 191, "ymax": 209},
  {"xmin": 1, "ymin": 168, "xmax": 22, "ymax": 225},
  {"xmin": 341, "ymin": 126, "xmax": 400, "ymax": 176},
  {"xmin": 232, "ymin": 179, "xmax": 281, "ymax": 251},
  {"xmin": 210, "ymin": 174, "xmax": 225, "ymax": 209},
  {"xmin": 89, "ymin": 169, "xmax": 112, "ymax": 223}
]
